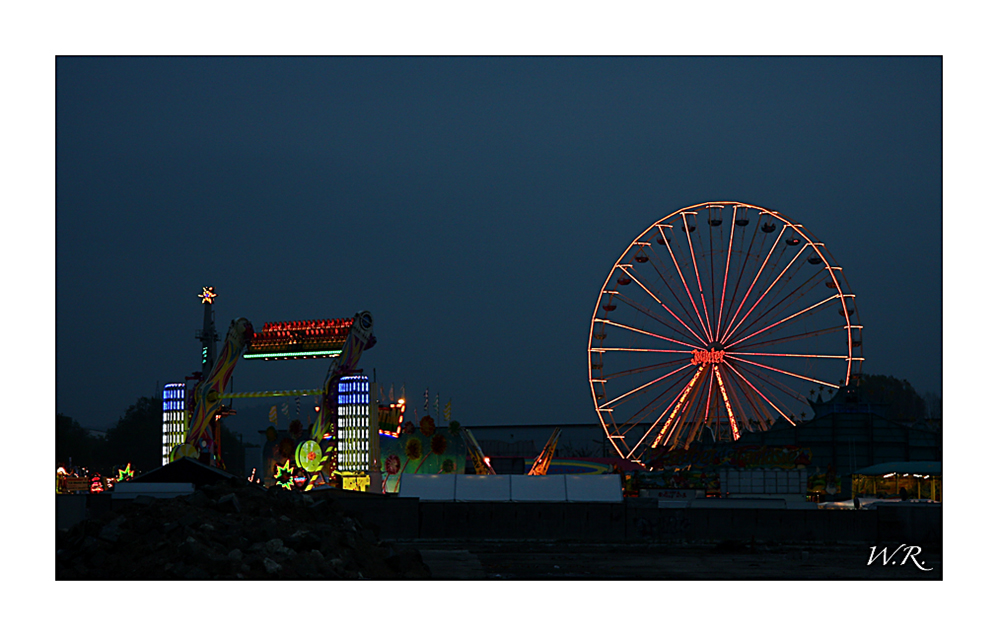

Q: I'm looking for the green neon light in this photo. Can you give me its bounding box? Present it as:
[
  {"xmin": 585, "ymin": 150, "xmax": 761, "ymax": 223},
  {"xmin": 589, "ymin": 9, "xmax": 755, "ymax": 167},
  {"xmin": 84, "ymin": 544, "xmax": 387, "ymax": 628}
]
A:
[{"xmin": 243, "ymin": 349, "xmax": 342, "ymax": 359}]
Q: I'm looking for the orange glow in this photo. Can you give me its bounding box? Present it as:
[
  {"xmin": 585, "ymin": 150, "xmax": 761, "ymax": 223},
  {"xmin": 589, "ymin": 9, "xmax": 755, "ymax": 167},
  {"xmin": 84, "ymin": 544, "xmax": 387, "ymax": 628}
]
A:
[
  {"xmin": 722, "ymin": 360, "xmax": 795, "ymax": 427},
  {"xmin": 712, "ymin": 365, "xmax": 740, "ymax": 441},
  {"xmin": 651, "ymin": 364, "xmax": 705, "ymax": 448}
]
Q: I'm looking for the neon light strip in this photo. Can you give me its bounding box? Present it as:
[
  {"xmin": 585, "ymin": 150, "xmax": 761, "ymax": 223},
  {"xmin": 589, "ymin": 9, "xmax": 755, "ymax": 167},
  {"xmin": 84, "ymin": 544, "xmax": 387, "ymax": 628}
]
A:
[
  {"xmin": 681, "ymin": 212, "xmax": 715, "ymax": 342},
  {"xmin": 613, "ymin": 292, "xmax": 708, "ymax": 346},
  {"xmin": 591, "ymin": 347, "xmax": 694, "ymax": 354},
  {"xmin": 726, "ymin": 293, "xmax": 841, "ymax": 349},
  {"xmin": 243, "ymin": 349, "xmax": 342, "ymax": 359},
  {"xmin": 601, "ymin": 357, "xmax": 688, "ymax": 381},
  {"xmin": 728, "ymin": 352, "xmax": 859, "ymax": 360},
  {"xmin": 617, "ymin": 265, "xmax": 709, "ymax": 347},
  {"xmin": 596, "ymin": 318, "xmax": 700, "ymax": 349},
  {"xmin": 720, "ymin": 224, "xmax": 786, "ymax": 344},
  {"xmin": 722, "ymin": 242, "xmax": 808, "ymax": 345},
  {"xmin": 733, "ymin": 324, "xmax": 844, "ymax": 350},
  {"xmin": 725, "ymin": 354, "xmax": 840, "ymax": 389},
  {"xmin": 657, "ymin": 224, "xmax": 712, "ymax": 342},
  {"xmin": 630, "ymin": 381, "xmax": 687, "ymax": 457},
  {"xmin": 723, "ymin": 360, "xmax": 795, "ymax": 427},
  {"xmin": 600, "ymin": 363, "xmax": 698, "ymax": 410},
  {"xmin": 713, "ymin": 365, "xmax": 740, "ymax": 441},
  {"xmin": 651, "ymin": 364, "xmax": 705, "ymax": 448},
  {"xmin": 723, "ymin": 267, "xmax": 827, "ymax": 344},
  {"xmin": 717, "ymin": 206, "xmax": 737, "ymax": 338}
]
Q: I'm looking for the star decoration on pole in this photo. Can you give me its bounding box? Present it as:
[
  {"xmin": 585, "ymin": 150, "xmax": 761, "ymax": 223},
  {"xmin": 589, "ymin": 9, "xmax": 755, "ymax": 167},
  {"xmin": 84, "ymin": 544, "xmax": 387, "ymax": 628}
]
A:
[{"xmin": 198, "ymin": 286, "xmax": 217, "ymax": 304}]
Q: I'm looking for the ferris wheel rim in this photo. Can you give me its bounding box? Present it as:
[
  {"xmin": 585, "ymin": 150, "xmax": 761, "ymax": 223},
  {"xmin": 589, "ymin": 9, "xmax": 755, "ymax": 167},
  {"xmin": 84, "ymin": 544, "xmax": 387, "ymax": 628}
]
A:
[{"xmin": 588, "ymin": 201, "xmax": 862, "ymax": 464}]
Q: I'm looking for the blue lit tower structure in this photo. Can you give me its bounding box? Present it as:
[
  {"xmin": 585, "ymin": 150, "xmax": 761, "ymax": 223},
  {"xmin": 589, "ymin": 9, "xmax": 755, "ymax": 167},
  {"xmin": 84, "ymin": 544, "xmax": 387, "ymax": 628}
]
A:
[{"xmin": 161, "ymin": 286, "xmax": 221, "ymax": 465}]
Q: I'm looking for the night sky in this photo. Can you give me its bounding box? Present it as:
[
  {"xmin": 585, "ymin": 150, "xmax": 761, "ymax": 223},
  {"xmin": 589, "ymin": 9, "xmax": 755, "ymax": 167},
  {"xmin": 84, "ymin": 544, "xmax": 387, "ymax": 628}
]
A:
[{"xmin": 56, "ymin": 56, "xmax": 941, "ymax": 432}]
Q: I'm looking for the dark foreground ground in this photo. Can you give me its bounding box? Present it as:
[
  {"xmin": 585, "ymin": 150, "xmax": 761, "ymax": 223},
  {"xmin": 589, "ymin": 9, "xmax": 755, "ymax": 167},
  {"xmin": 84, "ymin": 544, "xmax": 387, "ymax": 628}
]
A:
[
  {"xmin": 56, "ymin": 479, "xmax": 941, "ymax": 580},
  {"xmin": 395, "ymin": 538, "xmax": 942, "ymax": 580}
]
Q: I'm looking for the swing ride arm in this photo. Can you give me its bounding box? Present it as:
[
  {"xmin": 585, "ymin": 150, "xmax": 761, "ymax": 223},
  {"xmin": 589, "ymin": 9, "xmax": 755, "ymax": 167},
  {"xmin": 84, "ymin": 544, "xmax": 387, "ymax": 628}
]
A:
[
  {"xmin": 182, "ymin": 317, "xmax": 254, "ymax": 454},
  {"xmin": 304, "ymin": 311, "xmax": 376, "ymax": 488}
]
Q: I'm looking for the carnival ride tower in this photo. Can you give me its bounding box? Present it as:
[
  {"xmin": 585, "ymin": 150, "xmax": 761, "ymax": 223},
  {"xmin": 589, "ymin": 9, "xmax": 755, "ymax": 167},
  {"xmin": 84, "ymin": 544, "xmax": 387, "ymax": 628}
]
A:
[{"xmin": 197, "ymin": 286, "xmax": 219, "ymax": 375}]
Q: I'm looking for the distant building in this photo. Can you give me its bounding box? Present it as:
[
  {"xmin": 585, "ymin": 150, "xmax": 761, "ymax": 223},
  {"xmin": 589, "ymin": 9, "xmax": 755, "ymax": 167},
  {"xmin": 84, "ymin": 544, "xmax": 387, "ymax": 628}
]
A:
[
  {"xmin": 465, "ymin": 423, "xmax": 610, "ymax": 459},
  {"xmin": 726, "ymin": 384, "xmax": 942, "ymax": 472}
]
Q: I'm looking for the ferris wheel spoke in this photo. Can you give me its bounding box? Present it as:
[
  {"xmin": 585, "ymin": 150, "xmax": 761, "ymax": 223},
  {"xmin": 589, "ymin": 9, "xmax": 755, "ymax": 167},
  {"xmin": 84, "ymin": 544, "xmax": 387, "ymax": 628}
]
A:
[
  {"xmin": 726, "ymin": 268, "xmax": 826, "ymax": 345},
  {"xmin": 729, "ymin": 351, "xmax": 858, "ymax": 361},
  {"xmin": 616, "ymin": 286, "xmax": 709, "ymax": 347},
  {"xmin": 592, "ymin": 347, "xmax": 694, "ymax": 355},
  {"xmin": 721, "ymin": 242, "xmax": 809, "ymax": 345},
  {"xmin": 643, "ymin": 239, "xmax": 708, "ymax": 337},
  {"xmin": 617, "ymin": 367, "xmax": 697, "ymax": 454},
  {"xmin": 720, "ymin": 224, "xmax": 788, "ymax": 344},
  {"xmin": 725, "ymin": 293, "xmax": 842, "ymax": 350},
  {"xmin": 651, "ymin": 364, "xmax": 707, "ymax": 449},
  {"xmin": 713, "ymin": 365, "xmax": 743, "ymax": 441},
  {"xmin": 726, "ymin": 358, "xmax": 807, "ymax": 416},
  {"xmin": 723, "ymin": 361, "xmax": 792, "ymax": 429},
  {"xmin": 718, "ymin": 212, "xmax": 764, "ymax": 341},
  {"xmin": 599, "ymin": 363, "xmax": 696, "ymax": 410},
  {"xmin": 725, "ymin": 354, "xmax": 840, "ymax": 389},
  {"xmin": 717, "ymin": 365, "xmax": 750, "ymax": 432},
  {"xmin": 731, "ymin": 324, "xmax": 845, "ymax": 351},
  {"xmin": 656, "ymin": 224, "xmax": 713, "ymax": 341},
  {"xmin": 601, "ymin": 357, "xmax": 689, "ymax": 381},
  {"xmin": 595, "ymin": 318, "xmax": 701, "ymax": 350},
  {"xmin": 680, "ymin": 213, "xmax": 716, "ymax": 342},
  {"xmin": 614, "ymin": 364, "xmax": 693, "ymax": 420},
  {"xmin": 680, "ymin": 368, "xmax": 715, "ymax": 448},
  {"xmin": 716, "ymin": 206, "xmax": 739, "ymax": 340},
  {"xmin": 705, "ymin": 210, "xmax": 718, "ymax": 342}
]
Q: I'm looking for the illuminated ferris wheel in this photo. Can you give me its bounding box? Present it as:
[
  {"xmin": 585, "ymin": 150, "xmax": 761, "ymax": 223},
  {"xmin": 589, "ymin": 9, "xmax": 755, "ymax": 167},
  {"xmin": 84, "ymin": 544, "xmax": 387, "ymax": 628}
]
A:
[{"xmin": 588, "ymin": 202, "xmax": 863, "ymax": 464}]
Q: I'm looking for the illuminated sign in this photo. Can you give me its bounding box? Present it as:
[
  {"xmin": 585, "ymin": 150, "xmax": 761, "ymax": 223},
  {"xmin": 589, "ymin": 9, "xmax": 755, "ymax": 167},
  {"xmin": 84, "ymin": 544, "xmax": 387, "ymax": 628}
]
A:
[
  {"xmin": 339, "ymin": 472, "xmax": 370, "ymax": 492},
  {"xmin": 378, "ymin": 399, "xmax": 406, "ymax": 437},
  {"xmin": 244, "ymin": 317, "xmax": 355, "ymax": 360},
  {"xmin": 692, "ymin": 349, "xmax": 725, "ymax": 364}
]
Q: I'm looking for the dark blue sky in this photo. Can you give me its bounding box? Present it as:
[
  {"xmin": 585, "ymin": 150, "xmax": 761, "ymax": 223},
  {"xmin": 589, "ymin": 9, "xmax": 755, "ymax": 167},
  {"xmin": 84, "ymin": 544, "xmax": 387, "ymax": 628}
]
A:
[{"xmin": 56, "ymin": 56, "xmax": 941, "ymax": 430}]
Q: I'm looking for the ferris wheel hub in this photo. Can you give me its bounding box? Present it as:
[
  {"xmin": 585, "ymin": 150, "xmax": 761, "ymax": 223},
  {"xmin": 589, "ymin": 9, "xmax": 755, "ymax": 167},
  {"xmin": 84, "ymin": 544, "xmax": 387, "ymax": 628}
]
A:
[{"xmin": 692, "ymin": 348, "xmax": 725, "ymax": 365}]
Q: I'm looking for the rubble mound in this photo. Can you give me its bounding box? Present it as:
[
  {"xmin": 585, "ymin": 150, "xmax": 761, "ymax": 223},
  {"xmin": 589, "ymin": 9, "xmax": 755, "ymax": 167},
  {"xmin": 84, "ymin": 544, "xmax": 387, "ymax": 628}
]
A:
[{"xmin": 56, "ymin": 478, "xmax": 430, "ymax": 580}]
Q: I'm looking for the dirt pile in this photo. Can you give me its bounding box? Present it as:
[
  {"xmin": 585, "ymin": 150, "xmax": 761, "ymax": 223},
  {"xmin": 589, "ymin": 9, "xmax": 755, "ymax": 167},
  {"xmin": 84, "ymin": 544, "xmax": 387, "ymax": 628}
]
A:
[{"xmin": 56, "ymin": 478, "xmax": 430, "ymax": 580}]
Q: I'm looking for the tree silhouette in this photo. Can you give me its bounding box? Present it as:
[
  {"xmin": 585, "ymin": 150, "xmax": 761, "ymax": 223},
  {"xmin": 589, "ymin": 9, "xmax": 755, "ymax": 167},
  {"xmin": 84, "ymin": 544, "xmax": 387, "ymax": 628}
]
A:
[
  {"xmin": 102, "ymin": 395, "xmax": 163, "ymax": 472},
  {"xmin": 56, "ymin": 413, "xmax": 95, "ymax": 468},
  {"xmin": 855, "ymin": 374, "xmax": 927, "ymax": 422}
]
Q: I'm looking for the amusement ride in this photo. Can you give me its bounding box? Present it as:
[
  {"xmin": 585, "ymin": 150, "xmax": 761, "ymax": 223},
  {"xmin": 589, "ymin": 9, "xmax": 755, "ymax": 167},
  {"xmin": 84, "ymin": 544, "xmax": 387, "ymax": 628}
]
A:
[
  {"xmin": 167, "ymin": 286, "xmax": 377, "ymax": 489},
  {"xmin": 589, "ymin": 202, "xmax": 863, "ymax": 464}
]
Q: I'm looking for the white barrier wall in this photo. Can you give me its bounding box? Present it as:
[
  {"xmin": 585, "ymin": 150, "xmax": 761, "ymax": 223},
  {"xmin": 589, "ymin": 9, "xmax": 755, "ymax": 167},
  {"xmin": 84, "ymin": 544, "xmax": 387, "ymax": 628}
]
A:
[
  {"xmin": 455, "ymin": 475, "xmax": 512, "ymax": 501},
  {"xmin": 510, "ymin": 475, "xmax": 568, "ymax": 501},
  {"xmin": 565, "ymin": 474, "xmax": 623, "ymax": 502},
  {"xmin": 398, "ymin": 474, "xmax": 623, "ymax": 502},
  {"xmin": 397, "ymin": 474, "xmax": 456, "ymax": 501}
]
